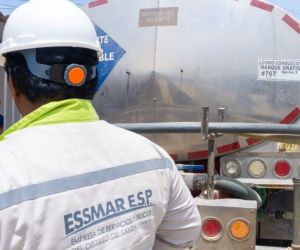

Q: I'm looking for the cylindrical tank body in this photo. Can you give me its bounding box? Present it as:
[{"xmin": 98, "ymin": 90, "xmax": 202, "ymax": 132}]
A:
[
  {"xmin": 0, "ymin": 2, "xmax": 299, "ymax": 161},
  {"xmin": 72, "ymin": 1, "xmax": 300, "ymax": 159}
]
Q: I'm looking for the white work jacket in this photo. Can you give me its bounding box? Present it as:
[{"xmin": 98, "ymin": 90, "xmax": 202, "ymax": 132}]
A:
[{"xmin": 0, "ymin": 120, "xmax": 201, "ymax": 250}]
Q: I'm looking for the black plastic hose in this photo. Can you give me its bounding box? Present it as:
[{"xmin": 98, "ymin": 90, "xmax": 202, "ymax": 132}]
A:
[{"xmin": 214, "ymin": 175, "xmax": 262, "ymax": 208}]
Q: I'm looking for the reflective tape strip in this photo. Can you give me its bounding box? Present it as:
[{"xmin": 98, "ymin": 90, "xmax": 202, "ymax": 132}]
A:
[
  {"xmin": 217, "ymin": 141, "xmax": 240, "ymax": 154},
  {"xmin": 0, "ymin": 158, "xmax": 171, "ymax": 211},
  {"xmin": 250, "ymin": 0, "xmax": 274, "ymax": 12},
  {"xmin": 282, "ymin": 14, "xmax": 300, "ymax": 34},
  {"xmin": 280, "ymin": 107, "xmax": 300, "ymax": 124},
  {"xmin": 88, "ymin": 0, "xmax": 108, "ymax": 8},
  {"xmin": 246, "ymin": 138, "xmax": 261, "ymax": 146},
  {"xmin": 188, "ymin": 150, "xmax": 208, "ymax": 160}
]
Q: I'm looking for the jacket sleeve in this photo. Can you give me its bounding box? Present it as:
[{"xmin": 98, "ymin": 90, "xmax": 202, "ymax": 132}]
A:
[{"xmin": 154, "ymin": 159, "xmax": 201, "ymax": 249}]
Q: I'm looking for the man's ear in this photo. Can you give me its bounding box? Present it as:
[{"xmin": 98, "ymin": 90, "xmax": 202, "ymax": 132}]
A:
[
  {"xmin": 7, "ymin": 72, "xmax": 19, "ymax": 99},
  {"xmin": 6, "ymin": 71, "xmax": 31, "ymax": 117}
]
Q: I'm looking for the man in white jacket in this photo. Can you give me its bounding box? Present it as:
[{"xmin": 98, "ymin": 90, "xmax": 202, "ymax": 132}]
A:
[{"xmin": 0, "ymin": 0, "xmax": 201, "ymax": 249}]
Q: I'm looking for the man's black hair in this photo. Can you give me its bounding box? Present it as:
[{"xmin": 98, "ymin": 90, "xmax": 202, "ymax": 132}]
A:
[{"xmin": 4, "ymin": 47, "xmax": 99, "ymax": 103}]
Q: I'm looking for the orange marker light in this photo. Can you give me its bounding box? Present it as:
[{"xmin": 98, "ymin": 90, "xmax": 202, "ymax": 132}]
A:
[
  {"xmin": 229, "ymin": 219, "xmax": 250, "ymax": 240},
  {"xmin": 65, "ymin": 64, "xmax": 87, "ymax": 86}
]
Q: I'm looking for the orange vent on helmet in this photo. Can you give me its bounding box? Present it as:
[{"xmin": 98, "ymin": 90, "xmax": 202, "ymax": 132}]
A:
[{"xmin": 65, "ymin": 64, "xmax": 87, "ymax": 86}]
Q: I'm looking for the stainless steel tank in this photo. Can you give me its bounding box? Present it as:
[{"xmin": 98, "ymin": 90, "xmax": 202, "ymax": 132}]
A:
[{"xmin": 82, "ymin": 0, "xmax": 300, "ymax": 161}]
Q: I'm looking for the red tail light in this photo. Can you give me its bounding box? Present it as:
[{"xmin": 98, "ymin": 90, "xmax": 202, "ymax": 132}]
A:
[
  {"xmin": 201, "ymin": 218, "xmax": 223, "ymax": 241},
  {"xmin": 274, "ymin": 160, "xmax": 291, "ymax": 178}
]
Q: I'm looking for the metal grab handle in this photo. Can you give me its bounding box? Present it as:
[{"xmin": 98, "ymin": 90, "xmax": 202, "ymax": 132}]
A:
[{"xmin": 115, "ymin": 122, "xmax": 300, "ymax": 135}]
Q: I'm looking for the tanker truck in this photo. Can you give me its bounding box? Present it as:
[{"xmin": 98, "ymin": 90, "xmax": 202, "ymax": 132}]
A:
[
  {"xmin": 1, "ymin": 0, "xmax": 300, "ymax": 248},
  {"xmin": 80, "ymin": 0, "xmax": 300, "ymax": 248}
]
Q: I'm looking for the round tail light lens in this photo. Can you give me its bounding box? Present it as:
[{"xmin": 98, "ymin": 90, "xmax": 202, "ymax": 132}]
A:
[
  {"xmin": 248, "ymin": 159, "xmax": 266, "ymax": 178},
  {"xmin": 222, "ymin": 159, "xmax": 241, "ymax": 178},
  {"xmin": 229, "ymin": 218, "xmax": 250, "ymax": 241},
  {"xmin": 273, "ymin": 160, "xmax": 291, "ymax": 178},
  {"xmin": 201, "ymin": 218, "xmax": 223, "ymax": 241}
]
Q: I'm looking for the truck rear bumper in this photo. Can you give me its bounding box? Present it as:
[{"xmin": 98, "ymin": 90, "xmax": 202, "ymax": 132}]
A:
[{"xmin": 256, "ymin": 246, "xmax": 288, "ymax": 250}]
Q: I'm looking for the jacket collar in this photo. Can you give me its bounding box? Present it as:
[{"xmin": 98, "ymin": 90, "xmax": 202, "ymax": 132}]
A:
[{"xmin": 0, "ymin": 98, "xmax": 99, "ymax": 141}]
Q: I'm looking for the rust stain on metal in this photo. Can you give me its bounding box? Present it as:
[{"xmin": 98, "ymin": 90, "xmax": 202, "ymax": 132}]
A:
[{"xmin": 139, "ymin": 7, "xmax": 178, "ymax": 27}]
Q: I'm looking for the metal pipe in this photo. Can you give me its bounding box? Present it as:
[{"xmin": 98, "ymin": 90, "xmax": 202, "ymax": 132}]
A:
[
  {"xmin": 180, "ymin": 172, "xmax": 195, "ymax": 191},
  {"xmin": 218, "ymin": 107, "xmax": 225, "ymax": 122},
  {"xmin": 292, "ymin": 178, "xmax": 300, "ymax": 250},
  {"xmin": 216, "ymin": 107, "xmax": 226, "ymax": 137},
  {"xmin": 115, "ymin": 122, "xmax": 300, "ymax": 135},
  {"xmin": 201, "ymin": 107, "xmax": 209, "ymax": 140},
  {"xmin": 125, "ymin": 71, "xmax": 130, "ymax": 111},
  {"xmin": 207, "ymin": 138, "xmax": 215, "ymax": 199}
]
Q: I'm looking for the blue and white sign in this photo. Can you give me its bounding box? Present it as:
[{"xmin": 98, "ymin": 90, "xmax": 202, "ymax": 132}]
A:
[{"xmin": 94, "ymin": 25, "xmax": 126, "ymax": 90}]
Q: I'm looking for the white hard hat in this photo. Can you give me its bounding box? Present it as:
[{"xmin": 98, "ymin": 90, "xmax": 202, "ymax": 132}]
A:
[{"xmin": 0, "ymin": 0, "xmax": 102, "ymax": 55}]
